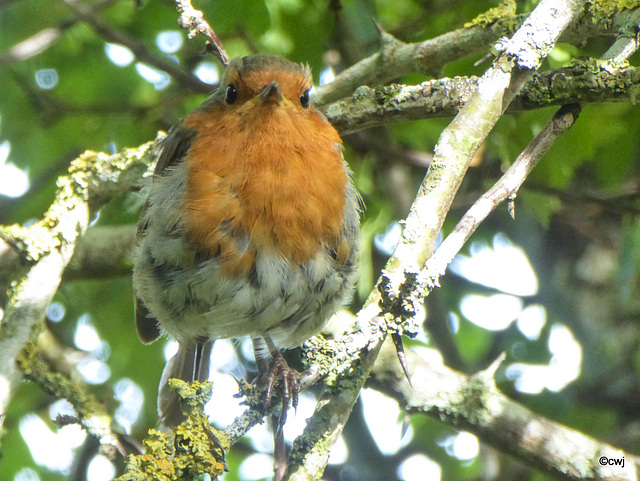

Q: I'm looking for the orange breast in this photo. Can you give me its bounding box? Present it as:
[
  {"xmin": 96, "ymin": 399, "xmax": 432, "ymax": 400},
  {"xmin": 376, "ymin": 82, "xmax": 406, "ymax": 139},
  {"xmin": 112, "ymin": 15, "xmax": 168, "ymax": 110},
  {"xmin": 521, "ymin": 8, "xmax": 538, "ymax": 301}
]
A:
[{"xmin": 182, "ymin": 103, "xmax": 347, "ymax": 277}]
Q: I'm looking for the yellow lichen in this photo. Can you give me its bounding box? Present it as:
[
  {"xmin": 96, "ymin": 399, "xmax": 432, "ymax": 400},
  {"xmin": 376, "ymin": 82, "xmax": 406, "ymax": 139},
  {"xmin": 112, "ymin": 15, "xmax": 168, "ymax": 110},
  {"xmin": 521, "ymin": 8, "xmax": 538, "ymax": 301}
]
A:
[
  {"xmin": 117, "ymin": 381, "xmax": 228, "ymax": 481},
  {"xmin": 588, "ymin": 0, "xmax": 640, "ymax": 20},
  {"xmin": 464, "ymin": 0, "xmax": 517, "ymax": 29}
]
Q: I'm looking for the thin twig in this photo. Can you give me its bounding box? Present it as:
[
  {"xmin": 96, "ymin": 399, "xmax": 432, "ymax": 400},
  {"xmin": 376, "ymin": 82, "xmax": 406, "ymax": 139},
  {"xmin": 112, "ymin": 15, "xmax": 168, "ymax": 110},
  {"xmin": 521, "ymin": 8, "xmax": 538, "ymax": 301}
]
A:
[
  {"xmin": 18, "ymin": 343, "xmax": 125, "ymax": 458},
  {"xmin": 175, "ymin": 0, "xmax": 229, "ymax": 66},
  {"xmin": 0, "ymin": 0, "xmax": 117, "ymax": 67},
  {"xmin": 424, "ymin": 104, "xmax": 581, "ymax": 282},
  {"xmin": 58, "ymin": 0, "xmax": 210, "ymax": 93}
]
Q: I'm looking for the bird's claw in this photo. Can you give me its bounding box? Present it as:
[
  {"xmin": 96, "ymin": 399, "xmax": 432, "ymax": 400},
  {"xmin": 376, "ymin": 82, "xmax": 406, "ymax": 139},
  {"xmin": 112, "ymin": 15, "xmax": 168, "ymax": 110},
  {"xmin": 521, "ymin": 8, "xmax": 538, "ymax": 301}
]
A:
[{"xmin": 258, "ymin": 352, "xmax": 299, "ymax": 433}]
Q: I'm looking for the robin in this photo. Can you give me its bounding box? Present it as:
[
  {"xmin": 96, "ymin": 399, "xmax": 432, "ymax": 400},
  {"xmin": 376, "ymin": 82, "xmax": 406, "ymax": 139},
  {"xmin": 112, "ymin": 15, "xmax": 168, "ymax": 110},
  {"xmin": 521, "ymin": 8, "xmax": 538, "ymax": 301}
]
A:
[{"xmin": 132, "ymin": 55, "xmax": 361, "ymax": 429}]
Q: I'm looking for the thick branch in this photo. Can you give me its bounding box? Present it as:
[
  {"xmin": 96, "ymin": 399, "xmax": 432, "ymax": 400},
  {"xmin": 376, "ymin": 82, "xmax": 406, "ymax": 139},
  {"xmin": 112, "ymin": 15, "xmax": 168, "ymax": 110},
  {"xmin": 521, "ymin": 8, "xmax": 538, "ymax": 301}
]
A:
[
  {"xmin": 0, "ymin": 142, "xmax": 155, "ymax": 434},
  {"xmin": 371, "ymin": 339, "xmax": 639, "ymax": 481},
  {"xmin": 311, "ymin": 18, "xmax": 518, "ymax": 106},
  {"xmin": 64, "ymin": 225, "xmax": 136, "ymax": 280},
  {"xmin": 323, "ymin": 65, "xmax": 640, "ymax": 134}
]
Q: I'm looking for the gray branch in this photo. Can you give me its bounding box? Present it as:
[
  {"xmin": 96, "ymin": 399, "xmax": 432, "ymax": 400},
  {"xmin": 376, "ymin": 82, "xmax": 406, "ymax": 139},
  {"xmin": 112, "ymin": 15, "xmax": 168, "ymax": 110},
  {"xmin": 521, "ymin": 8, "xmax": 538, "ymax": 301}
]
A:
[
  {"xmin": 322, "ymin": 65, "xmax": 640, "ymax": 134},
  {"xmin": 371, "ymin": 339, "xmax": 639, "ymax": 481},
  {"xmin": 0, "ymin": 142, "xmax": 155, "ymax": 437}
]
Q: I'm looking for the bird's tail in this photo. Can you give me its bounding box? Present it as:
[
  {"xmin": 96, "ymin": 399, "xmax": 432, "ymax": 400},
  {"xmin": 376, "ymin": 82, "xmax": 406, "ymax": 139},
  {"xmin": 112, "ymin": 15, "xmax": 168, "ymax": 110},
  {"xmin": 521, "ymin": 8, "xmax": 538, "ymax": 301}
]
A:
[{"xmin": 158, "ymin": 339, "xmax": 214, "ymax": 428}]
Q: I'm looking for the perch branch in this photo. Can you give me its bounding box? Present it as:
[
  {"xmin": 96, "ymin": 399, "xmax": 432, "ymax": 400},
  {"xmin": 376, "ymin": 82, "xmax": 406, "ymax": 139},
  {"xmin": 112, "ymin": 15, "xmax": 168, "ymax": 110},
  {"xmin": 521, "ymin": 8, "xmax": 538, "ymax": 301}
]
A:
[{"xmin": 322, "ymin": 64, "xmax": 640, "ymax": 134}]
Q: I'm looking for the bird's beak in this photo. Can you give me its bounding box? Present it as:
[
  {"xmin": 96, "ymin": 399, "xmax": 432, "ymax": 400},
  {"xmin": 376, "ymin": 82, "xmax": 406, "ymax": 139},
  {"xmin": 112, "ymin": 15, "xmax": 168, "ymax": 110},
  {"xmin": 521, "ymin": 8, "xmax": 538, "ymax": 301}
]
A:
[{"xmin": 259, "ymin": 81, "xmax": 283, "ymax": 104}]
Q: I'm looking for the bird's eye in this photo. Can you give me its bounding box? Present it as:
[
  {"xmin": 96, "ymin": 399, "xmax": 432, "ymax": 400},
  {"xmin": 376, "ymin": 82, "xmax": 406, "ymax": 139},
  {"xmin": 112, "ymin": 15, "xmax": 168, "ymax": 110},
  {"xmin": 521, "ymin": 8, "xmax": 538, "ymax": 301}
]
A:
[
  {"xmin": 300, "ymin": 89, "xmax": 310, "ymax": 109},
  {"xmin": 226, "ymin": 84, "xmax": 238, "ymax": 104}
]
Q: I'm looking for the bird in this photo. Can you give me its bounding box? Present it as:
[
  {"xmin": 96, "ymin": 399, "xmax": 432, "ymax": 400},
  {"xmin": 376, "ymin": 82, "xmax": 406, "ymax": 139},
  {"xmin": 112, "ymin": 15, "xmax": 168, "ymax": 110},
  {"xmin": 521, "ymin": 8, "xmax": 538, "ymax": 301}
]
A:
[{"xmin": 132, "ymin": 55, "xmax": 361, "ymax": 430}]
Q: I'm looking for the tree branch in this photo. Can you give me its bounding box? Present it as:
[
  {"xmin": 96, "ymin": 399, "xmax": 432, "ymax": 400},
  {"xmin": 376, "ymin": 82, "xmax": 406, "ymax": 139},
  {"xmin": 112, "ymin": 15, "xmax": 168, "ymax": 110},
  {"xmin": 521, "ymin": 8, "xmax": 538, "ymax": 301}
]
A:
[
  {"xmin": 18, "ymin": 337, "xmax": 125, "ymax": 459},
  {"xmin": 424, "ymin": 1, "xmax": 640, "ymax": 289},
  {"xmin": 0, "ymin": 0, "xmax": 117, "ymax": 67},
  {"xmin": 311, "ymin": 3, "xmax": 624, "ymax": 107},
  {"xmin": 174, "ymin": 0, "xmax": 229, "ymax": 66},
  {"xmin": 424, "ymin": 104, "xmax": 582, "ymax": 282},
  {"xmin": 285, "ymin": 1, "xmax": 586, "ymax": 478},
  {"xmin": 0, "ymin": 141, "xmax": 155, "ymax": 434},
  {"xmin": 322, "ymin": 64, "xmax": 640, "ymax": 134},
  {"xmin": 371, "ymin": 339, "xmax": 640, "ymax": 481}
]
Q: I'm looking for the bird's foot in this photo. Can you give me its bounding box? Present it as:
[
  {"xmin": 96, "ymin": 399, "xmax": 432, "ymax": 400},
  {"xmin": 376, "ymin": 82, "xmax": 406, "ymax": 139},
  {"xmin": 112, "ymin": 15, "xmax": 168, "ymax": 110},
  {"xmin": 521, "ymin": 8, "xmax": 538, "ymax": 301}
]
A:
[{"xmin": 257, "ymin": 352, "xmax": 299, "ymax": 432}]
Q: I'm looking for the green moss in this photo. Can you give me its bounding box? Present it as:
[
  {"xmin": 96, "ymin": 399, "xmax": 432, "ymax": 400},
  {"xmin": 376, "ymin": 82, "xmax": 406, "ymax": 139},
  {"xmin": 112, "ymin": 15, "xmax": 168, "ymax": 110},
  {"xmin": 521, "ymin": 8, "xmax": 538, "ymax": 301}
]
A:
[
  {"xmin": 571, "ymin": 57, "xmax": 628, "ymax": 74},
  {"xmin": 377, "ymin": 270, "xmax": 425, "ymax": 339},
  {"xmin": 434, "ymin": 358, "xmax": 504, "ymax": 427},
  {"xmin": 352, "ymin": 85, "xmax": 374, "ymax": 101}
]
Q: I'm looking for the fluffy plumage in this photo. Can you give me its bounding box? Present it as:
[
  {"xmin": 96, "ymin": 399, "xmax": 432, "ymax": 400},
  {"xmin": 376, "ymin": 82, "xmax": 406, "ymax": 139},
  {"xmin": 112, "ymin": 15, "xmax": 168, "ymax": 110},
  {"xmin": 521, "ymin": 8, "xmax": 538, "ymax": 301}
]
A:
[{"xmin": 133, "ymin": 55, "xmax": 360, "ymax": 427}]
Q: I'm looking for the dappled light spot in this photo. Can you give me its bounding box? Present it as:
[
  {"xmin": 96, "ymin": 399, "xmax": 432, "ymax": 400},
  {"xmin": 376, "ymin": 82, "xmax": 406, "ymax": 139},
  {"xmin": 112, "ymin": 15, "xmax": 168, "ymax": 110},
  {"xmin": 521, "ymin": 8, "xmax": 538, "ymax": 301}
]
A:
[
  {"xmin": 48, "ymin": 399, "xmax": 75, "ymax": 421},
  {"xmin": 203, "ymin": 371, "xmax": 245, "ymax": 426},
  {"xmin": 34, "ymin": 69, "xmax": 58, "ymax": 89},
  {"xmin": 516, "ymin": 304, "xmax": 546, "ymax": 340},
  {"xmin": 0, "ymin": 140, "xmax": 30, "ymax": 198},
  {"xmin": 374, "ymin": 221, "xmax": 402, "ymax": 256},
  {"xmin": 398, "ymin": 454, "xmax": 441, "ymax": 481},
  {"xmin": 77, "ymin": 358, "xmax": 111, "ymax": 384},
  {"xmin": 460, "ymin": 293, "xmax": 523, "ymax": 331},
  {"xmin": 19, "ymin": 414, "xmax": 86, "ymax": 473},
  {"xmin": 46, "ymin": 302, "xmax": 66, "ymax": 323},
  {"xmin": 74, "ymin": 314, "xmax": 110, "ymax": 360},
  {"xmin": 440, "ymin": 431, "xmax": 479, "ymax": 461},
  {"xmin": 87, "ymin": 455, "xmax": 115, "ymax": 481},
  {"xmin": 319, "ymin": 66, "xmax": 335, "ymax": 86},
  {"xmin": 239, "ymin": 453, "xmax": 274, "ymax": 480},
  {"xmin": 327, "ymin": 435, "xmax": 348, "ymax": 465},
  {"xmin": 194, "ymin": 61, "xmax": 219, "ymax": 84},
  {"xmin": 156, "ymin": 31, "xmax": 184, "ymax": 54},
  {"xmin": 135, "ymin": 63, "xmax": 170, "ymax": 90},
  {"xmin": 14, "ymin": 468, "xmax": 40, "ymax": 481},
  {"xmin": 506, "ymin": 324, "xmax": 582, "ymax": 394},
  {"xmin": 104, "ymin": 43, "xmax": 134, "ymax": 67},
  {"xmin": 361, "ymin": 388, "xmax": 413, "ymax": 455},
  {"xmin": 114, "ymin": 378, "xmax": 144, "ymax": 433},
  {"xmin": 450, "ymin": 233, "xmax": 538, "ymax": 296}
]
